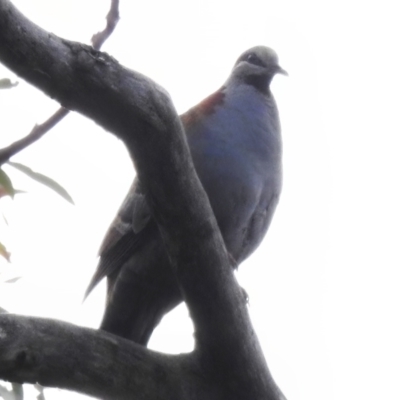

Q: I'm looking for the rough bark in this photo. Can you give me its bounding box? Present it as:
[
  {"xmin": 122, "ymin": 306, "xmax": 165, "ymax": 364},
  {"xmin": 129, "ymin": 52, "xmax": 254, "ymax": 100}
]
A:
[
  {"xmin": 0, "ymin": 314, "xmax": 205, "ymax": 400},
  {"xmin": 0, "ymin": 0, "xmax": 119, "ymax": 165},
  {"xmin": 0, "ymin": 1, "xmax": 285, "ymax": 399}
]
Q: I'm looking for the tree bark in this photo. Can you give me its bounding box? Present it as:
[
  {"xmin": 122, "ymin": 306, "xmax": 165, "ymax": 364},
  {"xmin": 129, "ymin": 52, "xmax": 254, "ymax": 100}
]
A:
[
  {"xmin": 0, "ymin": 314, "xmax": 205, "ymax": 400},
  {"xmin": 0, "ymin": 1, "xmax": 285, "ymax": 399}
]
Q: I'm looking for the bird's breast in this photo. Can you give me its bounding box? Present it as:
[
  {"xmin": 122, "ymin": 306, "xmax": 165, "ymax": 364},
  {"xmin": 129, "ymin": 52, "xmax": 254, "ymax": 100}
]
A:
[{"xmin": 185, "ymin": 87, "xmax": 282, "ymax": 262}]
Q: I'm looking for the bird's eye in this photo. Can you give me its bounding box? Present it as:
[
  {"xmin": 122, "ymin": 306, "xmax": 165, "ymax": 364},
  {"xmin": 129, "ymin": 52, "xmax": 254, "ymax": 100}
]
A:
[{"xmin": 246, "ymin": 53, "xmax": 264, "ymax": 67}]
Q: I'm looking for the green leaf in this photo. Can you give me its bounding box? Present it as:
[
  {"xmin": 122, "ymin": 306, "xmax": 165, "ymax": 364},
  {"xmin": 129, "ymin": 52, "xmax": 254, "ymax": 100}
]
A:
[
  {"xmin": 0, "ymin": 168, "xmax": 15, "ymax": 198},
  {"xmin": 7, "ymin": 162, "xmax": 74, "ymax": 204},
  {"xmin": 0, "ymin": 78, "xmax": 18, "ymax": 89},
  {"xmin": 0, "ymin": 241, "xmax": 11, "ymax": 262}
]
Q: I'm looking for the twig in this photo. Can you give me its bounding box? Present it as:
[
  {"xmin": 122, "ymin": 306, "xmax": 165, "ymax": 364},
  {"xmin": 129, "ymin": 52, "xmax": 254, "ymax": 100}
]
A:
[
  {"xmin": 0, "ymin": 108, "xmax": 69, "ymax": 165},
  {"xmin": 0, "ymin": 0, "xmax": 120, "ymax": 165},
  {"xmin": 91, "ymin": 0, "xmax": 120, "ymax": 51}
]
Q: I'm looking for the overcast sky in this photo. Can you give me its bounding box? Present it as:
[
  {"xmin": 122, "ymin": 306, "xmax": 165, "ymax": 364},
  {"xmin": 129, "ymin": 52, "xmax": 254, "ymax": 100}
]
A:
[{"xmin": 1, "ymin": 0, "xmax": 400, "ymax": 399}]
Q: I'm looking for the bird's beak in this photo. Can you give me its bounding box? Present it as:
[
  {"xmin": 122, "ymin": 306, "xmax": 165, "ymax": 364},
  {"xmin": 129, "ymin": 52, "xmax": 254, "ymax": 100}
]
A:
[{"xmin": 275, "ymin": 65, "xmax": 288, "ymax": 76}]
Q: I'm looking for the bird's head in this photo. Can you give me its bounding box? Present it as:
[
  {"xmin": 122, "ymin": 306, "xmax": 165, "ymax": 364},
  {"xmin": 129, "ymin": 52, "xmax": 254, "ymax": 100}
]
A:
[{"xmin": 228, "ymin": 46, "xmax": 287, "ymax": 94}]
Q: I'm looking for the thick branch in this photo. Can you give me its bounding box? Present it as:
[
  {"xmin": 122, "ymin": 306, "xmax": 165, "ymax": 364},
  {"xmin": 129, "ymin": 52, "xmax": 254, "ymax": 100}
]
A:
[
  {"xmin": 0, "ymin": 314, "xmax": 205, "ymax": 400},
  {"xmin": 0, "ymin": 1, "xmax": 284, "ymax": 399}
]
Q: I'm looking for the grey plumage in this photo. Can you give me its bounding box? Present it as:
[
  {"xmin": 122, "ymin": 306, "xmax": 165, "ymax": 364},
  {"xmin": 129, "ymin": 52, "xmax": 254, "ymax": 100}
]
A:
[{"xmin": 85, "ymin": 46, "xmax": 285, "ymax": 345}]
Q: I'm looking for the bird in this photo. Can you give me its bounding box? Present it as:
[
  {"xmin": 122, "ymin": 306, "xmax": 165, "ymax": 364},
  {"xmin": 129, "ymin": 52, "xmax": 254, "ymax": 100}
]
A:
[{"xmin": 85, "ymin": 46, "xmax": 286, "ymax": 346}]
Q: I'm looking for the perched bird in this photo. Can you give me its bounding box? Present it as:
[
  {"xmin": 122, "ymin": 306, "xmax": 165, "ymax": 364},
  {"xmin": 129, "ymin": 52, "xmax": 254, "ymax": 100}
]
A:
[{"xmin": 85, "ymin": 46, "xmax": 286, "ymax": 345}]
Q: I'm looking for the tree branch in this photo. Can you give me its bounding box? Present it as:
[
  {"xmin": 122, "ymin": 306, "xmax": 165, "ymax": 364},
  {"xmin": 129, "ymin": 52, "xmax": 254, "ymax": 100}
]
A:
[
  {"xmin": 0, "ymin": 108, "xmax": 69, "ymax": 165},
  {"xmin": 0, "ymin": 1, "xmax": 285, "ymax": 399},
  {"xmin": 0, "ymin": 314, "xmax": 205, "ymax": 400},
  {"xmin": 0, "ymin": 0, "xmax": 120, "ymax": 166},
  {"xmin": 91, "ymin": 0, "xmax": 120, "ymax": 51}
]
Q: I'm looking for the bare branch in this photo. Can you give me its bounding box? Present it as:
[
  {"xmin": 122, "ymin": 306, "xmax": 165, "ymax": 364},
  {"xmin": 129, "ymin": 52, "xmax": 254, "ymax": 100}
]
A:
[
  {"xmin": 0, "ymin": 108, "xmax": 68, "ymax": 165},
  {"xmin": 0, "ymin": 0, "xmax": 120, "ymax": 165},
  {"xmin": 91, "ymin": 0, "xmax": 120, "ymax": 50}
]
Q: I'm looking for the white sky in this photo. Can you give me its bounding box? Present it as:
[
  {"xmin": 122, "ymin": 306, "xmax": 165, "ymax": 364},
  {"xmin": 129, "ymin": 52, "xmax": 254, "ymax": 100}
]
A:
[{"xmin": 0, "ymin": 0, "xmax": 400, "ymax": 399}]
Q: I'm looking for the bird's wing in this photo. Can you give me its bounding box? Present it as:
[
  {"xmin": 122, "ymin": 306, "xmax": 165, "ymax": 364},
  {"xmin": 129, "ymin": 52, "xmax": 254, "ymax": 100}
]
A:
[
  {"xmin": 84, "ymin": 179, "xmax": 153, "ymax": 299},
  {"xmin": 180, "ymin": 87, "xmax": 226, "ymax": 128},
  {"xmin": 99, "ymin": 179, "xmax": 151, "ymax": 256}
]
